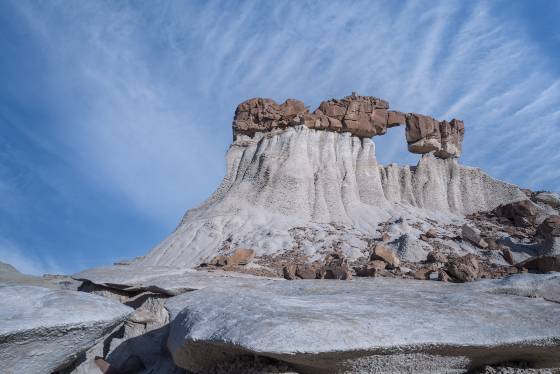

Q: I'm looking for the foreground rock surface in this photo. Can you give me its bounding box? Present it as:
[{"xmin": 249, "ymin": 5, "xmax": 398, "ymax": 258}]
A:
[
  {"xmin": 166, "ymin": 275, "xmax": 560, "ymax": 374},
  {"xmin": 0, "ymin": 284, "xmax": 132, "ymax": 374},
  {"xmin": 74, "ymin": 264, "xmax": 280, "ymax": 295}
]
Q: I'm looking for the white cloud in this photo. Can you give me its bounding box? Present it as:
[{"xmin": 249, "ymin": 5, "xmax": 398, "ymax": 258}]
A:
[
  {"xmin": 10, "ymin": 0, "xmax": 560, "ymax": 229},
  {"xmin": 0, "ymin": 239, "xmax": 62, "ymax": 275}
]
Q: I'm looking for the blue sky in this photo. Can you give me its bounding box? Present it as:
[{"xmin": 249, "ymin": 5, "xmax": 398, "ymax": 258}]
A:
[{"xmin": 1, "ymin": 0, "xmax": 559, "ymax": 275}]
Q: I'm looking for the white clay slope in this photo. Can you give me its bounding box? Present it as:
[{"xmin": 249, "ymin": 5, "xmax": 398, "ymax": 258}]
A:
[{"xmin": 138, "ymin": 126, "xmax": 525, "ymax": 268}]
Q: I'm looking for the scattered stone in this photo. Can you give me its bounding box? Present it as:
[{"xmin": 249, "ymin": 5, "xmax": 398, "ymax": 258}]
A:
[
  {"xmin": 519, "ymin": 256, "xmax": 560, "ymax": 273},
  {"xmin": 128, "ymin": 308, "xmax": 160, "ymax": 324},
  {"xmin": 323, "ymin": 253, "xmax": 352, "ymax": 280},
  {"xmin": 414, "ymin": 268, "xmax": 431, "ymax": 280},
  {"xmin": 446, "ymin": 254, "xmax": 480, "ymax": 282},
  {"xmin": 486, "ymin": 238, "xmax": 499, "ymax": 250},
  {"xmin": 537, "ymin": 215, "xmax": 560, "ymax": 256},
  {"xmin": 227, "ymin": 248, "xmax": 255, "ymax": 266},
  {"xmin": 462, "ymin": 224, "xmax": 489, "ymax": 248},
  {"xmin": 438, "ymin": 270, "xmax": 451, "ymax": 282},
  {"xmin": 381, "ymin": 232, "xmax": 391, "ymax": 242},
  {"xmin": 425, "ymin": 228, "xmax": 437, "ymax": 238},
  {"xmin": 282, "ymin": 264, "xmax": 296, "ymax": 280},
  {"xmin": 426, "ymin": 251, "xmax": 447, "ymax": 264},
  {"xmin": 94, "ymin": 357, "xmax": 113, "ymax": 373},
  {"xmin": 295, "ymin": 263, "xmax": 321, "ymax": 279},
  {"xmin": 501, "ymin": 247, "xmax": 515, "ymax": 265},
  {"xmin": 534, "ymin": 192, "xmax": 560, "ymax": 209},
  {"xmin": 494, "ymin": 200, "xmax": 538, "ymax": 227},
  {"xmin": 428, "ymin": 271, "xmax": 439, "ymax": 281},
  {"xmin": 209, "ymin": 255, "xmax": 227, "ymax": 267},
  {"xmin": 370, "ymin": 244, "xmax": 400, "ymax": 268},
  {"xmin": 356, "ymin": 260, "xmax": 387, "ymax": 277}
]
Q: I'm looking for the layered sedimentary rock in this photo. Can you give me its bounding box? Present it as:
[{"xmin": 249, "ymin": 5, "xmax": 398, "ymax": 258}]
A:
[
  {"xmin": 233, "ymin": 93, "xmax": 464, "ymax": 158},
  {"xmin": 138, "ymin": 124, "xmax": 526, "ymax": 268},
  {"xmin": 0, "ymin": 285, "xmax": 131, "ymax": 374},
  {"xmin": 166, "ymin": 275, "xmax": 560, "ymax": 374},
  {"xmin": 405, "ymin": 115, "xmax": 464, "ymax": 158}
]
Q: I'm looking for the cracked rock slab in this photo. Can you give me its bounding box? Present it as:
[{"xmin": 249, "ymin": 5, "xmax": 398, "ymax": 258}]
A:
[
  {"xmin": 73, "ymin": 265, "xmax": 281, "ymax": 296},
  {"xmin": 0, "ymin": 284, "xmax": 132, "ymax": 374},
  {"xmin": 166, "ymin": 275, "xmax": 560, "ymax": 373}
]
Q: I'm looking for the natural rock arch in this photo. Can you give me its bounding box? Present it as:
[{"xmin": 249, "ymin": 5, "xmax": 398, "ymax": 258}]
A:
[{"xmin": 232, "ymin": 92, "xmax": 465, "ymax": 159}]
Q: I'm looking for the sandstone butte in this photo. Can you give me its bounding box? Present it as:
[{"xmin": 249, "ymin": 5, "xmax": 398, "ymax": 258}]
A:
[{"xmin": 2, "ymin": 93, "xmax": 560, "ymax": 374}]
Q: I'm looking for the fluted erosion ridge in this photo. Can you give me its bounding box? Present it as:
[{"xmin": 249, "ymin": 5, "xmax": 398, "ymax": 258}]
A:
[
  {"xmin": 233, "ymin": 92, "xmax": 465, "ymax": 158},
  {"xmin": 139, "ymin": 117, "xmax": 524, "ymax": 267}
]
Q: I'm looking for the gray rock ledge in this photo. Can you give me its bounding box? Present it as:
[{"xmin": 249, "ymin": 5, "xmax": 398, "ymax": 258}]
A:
[
  {"xmin": 166, "ymin": 275, "xmax": 560, "ymax": 373},
  {"xmin": 0, "ymin": 284, "xmax": 132, "ymax": 374}
]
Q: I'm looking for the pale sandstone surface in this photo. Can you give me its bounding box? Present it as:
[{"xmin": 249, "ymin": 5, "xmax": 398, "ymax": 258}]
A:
[
  {"xmin": 73, "ymin": 264, "xmax": 281, "ymax": 295},
  {"xmin": 166, "ymin": 274, "xmax": 560, "ymax": 374},
  {"xmin": 0, "ymin": 284, "xmax": 132, "ymax": 374},
  {"xmin": 137, "ymin": 126, "xmax": 526, "ymax": 268}
]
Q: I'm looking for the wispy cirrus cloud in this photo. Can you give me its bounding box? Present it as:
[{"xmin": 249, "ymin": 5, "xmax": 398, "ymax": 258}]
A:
[
  {"xmin": 2, "ymin": 0, "xmax": 559, "ymax": 271},
  {"xmin": 0, "ymin": 238, "xmax": 62, "ymax": 275}
]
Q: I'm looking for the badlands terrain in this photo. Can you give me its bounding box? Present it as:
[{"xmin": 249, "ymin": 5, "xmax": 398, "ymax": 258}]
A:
[{"xmin": 1, "ymin": 93, "xmax": 560, "ymax": 374}]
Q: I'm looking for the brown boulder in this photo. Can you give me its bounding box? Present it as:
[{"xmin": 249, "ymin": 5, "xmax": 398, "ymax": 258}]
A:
[
  {"xmin": 435, "ymin": 119, "xmax": 464, "ymax": 158},
  {"xmin": 461, "ymin": 224, "xmax": 488, "ymax": 248},
  {"xmin": 355, "ymin": 260, "xmax": 387, "ymax": 277},
  {"xmin": 501, "ymin": 247, "xmax": 515, "ymax": 265},
  {"xmin": 425, "ymin": 228, "xmax": 437, "ymax": 238},
  {"xmin": 209, "ymin": 255, "xmax": 227, "ymax": 267},
  {"xmin": 370, "ymin": 244, "xmax": 400, "ymax": 268},
  {"xmin": 445, "ymin": 254, "xmax": 480, "ymax": 282},
  {"xmin": 493, "ymin": 200, "xmax": 538, "ymax": 227},
  {"xmin": 405, "ymin": 114, "xmax": 463, "ymax": 158},
  {"xmin": 519, "ymin": 255, "xmax": 560, "ymax": 273},
  {"xmin": 296, "ymin": 263, "xmax": 321, "ymax": 279},
  {"xmin": 282, "ymin": 264, "xmax": 297, "ymax": 280},
  {"xmin": 413, "ymin": 268, "xmax": 431, "ymax": 280},
  {"xmin": 227, "ymin": 248, "xmax": 255, "ymax": 266},
  {"xmin": 537, "ymin": 215, "xmax": 560, "ymax": 256},
  {"xmin": 438, "ymin": 269, "xmax": 451, "ymax": 282},
  {"xmin": 323, "ymin": 253, "xmax": 352, "ymax": 280},
  {"xmin": 405, "ymin": 114, "xmax": 439, "ymax": 143},
  {"xmin": 426, "ymin": 251, "xmax": 448, "ymax": 264}
]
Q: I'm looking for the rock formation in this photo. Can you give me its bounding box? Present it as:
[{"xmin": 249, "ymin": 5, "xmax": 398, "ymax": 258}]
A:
[
  {"xmin": 139, "ymin": 94, "xmax": 525, "ymax": 268},
  {"xmin": 233, "ymin": 92, "xmax": 464, "ymax": 158},
  {"xmin": 0, "ymin": 284, "xmax": 131, "ymax": 373},
  {"xmin": 3, "ymin": 92, "xmax": 559, "ymax": 374},
  {"xmin": 166, "ymin": 275, "xmax": 560, "ymax": 373}
]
